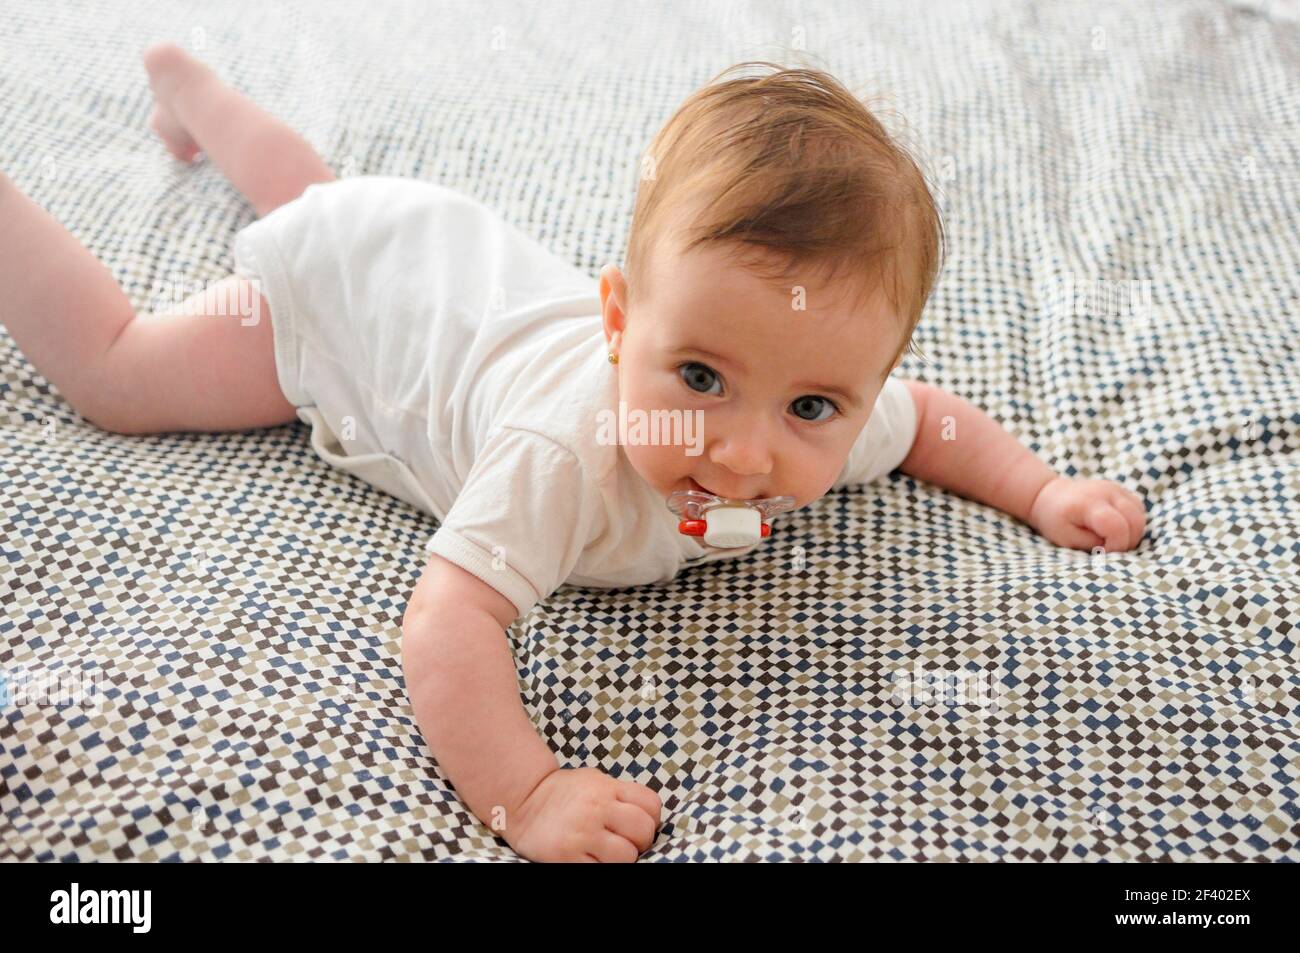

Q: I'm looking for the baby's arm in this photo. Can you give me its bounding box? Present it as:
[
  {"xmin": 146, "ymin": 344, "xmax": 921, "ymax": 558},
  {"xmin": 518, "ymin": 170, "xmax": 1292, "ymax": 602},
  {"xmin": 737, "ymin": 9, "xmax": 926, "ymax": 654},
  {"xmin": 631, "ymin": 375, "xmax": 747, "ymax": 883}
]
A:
[
  {"xmin": 898, "ymin": 381, "xmax": 1146, "ymax": 551},
  {"xmin": 401, "ymin": 554, "xmax": 661, "ymax": 862}
]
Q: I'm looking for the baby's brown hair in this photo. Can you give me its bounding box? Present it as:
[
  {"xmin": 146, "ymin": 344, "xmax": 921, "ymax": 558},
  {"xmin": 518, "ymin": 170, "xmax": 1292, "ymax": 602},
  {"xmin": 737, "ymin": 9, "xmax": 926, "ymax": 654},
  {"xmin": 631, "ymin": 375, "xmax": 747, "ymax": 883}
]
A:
[{"xmin": 624, "ymin": 61, "xmax": 945, "ymax": 374}]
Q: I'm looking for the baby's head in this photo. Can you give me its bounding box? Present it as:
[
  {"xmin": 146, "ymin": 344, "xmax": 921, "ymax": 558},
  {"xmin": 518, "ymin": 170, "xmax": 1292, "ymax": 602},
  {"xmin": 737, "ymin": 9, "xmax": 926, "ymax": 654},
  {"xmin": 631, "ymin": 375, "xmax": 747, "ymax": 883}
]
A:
[{"xmin": 599, "ymin": 62, "xmax": 944, "ymax": 513}]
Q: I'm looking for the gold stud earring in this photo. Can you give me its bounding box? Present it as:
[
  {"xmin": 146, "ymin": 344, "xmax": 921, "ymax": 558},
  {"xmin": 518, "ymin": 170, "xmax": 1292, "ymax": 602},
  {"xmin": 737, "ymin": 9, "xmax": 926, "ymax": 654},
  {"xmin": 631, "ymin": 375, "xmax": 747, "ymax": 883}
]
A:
[{"xmin": 608, "ymin": 351, "xmax": 619, "ymax": 365}]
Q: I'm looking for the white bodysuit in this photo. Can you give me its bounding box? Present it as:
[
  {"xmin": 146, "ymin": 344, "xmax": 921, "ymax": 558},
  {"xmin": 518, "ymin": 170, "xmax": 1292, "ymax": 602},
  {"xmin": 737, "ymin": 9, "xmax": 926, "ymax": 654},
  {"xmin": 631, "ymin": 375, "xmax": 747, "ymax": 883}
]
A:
[{"xmin": 232, "ymin": 176, "xmax": 919, "ymax": 616}]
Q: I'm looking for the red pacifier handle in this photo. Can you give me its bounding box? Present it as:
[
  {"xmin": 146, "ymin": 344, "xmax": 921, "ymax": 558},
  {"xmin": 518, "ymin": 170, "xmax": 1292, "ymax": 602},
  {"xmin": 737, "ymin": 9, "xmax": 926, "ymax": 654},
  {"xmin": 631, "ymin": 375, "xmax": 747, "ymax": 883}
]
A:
[{"xmin": 678, "ymin": 519, "xmax": 771, "ymax": 537}]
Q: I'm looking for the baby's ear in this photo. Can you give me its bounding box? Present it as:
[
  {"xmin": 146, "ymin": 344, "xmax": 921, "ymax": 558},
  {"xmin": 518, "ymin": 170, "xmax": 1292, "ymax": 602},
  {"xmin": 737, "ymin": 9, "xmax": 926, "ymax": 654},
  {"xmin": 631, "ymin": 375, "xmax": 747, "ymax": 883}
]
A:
[
  {"xmin": 599, "ymin": 264, "xmax": 626, "ymax": 306},
  {"xmin": 599, "ymin": 264, "xmax": 629, "ymax": 337}
]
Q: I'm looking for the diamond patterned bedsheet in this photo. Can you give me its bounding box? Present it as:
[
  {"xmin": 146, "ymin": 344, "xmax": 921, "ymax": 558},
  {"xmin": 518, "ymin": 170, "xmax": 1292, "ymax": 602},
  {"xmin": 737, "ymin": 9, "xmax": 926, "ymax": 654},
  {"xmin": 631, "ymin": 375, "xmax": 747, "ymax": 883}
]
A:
[{"xmin": 2, "ymin": 0, "xmax": 1298, "ymax": 861}]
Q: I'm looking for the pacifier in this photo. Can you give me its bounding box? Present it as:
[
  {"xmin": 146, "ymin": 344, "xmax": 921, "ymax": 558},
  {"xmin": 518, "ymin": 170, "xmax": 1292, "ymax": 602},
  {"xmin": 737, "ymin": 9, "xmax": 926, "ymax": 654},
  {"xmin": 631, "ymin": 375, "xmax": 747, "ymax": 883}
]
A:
[{"xmin": 666, "ymin": 490, "xmax": 797, "ymax": 548}]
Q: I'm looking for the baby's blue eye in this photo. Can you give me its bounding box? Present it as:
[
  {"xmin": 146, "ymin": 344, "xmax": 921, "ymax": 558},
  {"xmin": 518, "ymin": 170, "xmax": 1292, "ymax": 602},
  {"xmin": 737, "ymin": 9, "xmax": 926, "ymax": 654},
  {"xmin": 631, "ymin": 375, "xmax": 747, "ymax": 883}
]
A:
[
  {"xmin": 790, "ymin": 395, "xmax": 837, "ymax": 422},
  {"xmin": 680, "ymin": 362, "xmax": 722, "ymax": 395},
  {"xmin": 678, "ymin": 363, "xmax": 835, "ymax": 420}
]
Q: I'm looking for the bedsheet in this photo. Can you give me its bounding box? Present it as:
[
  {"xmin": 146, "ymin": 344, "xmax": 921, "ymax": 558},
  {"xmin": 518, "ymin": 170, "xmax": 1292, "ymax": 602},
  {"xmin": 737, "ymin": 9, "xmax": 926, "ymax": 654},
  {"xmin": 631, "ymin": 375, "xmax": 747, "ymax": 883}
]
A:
[{"xmin": 1, "ymin": 0, "xmax": 1297, "ymax": 861}]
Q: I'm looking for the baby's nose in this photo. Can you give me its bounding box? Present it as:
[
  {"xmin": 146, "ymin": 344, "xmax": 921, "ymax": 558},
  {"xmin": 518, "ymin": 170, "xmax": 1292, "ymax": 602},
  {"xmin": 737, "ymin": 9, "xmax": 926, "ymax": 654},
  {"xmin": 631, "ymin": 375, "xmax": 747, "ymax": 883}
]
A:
[{"xmin": 708, "ymin": 426, "xmax": 774, "ymax": 478}]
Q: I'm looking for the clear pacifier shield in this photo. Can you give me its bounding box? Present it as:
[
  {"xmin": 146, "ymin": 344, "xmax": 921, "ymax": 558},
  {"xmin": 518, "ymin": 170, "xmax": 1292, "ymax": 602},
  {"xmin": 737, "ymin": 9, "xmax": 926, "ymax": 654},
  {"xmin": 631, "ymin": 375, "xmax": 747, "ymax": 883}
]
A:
[{"xmin": 665, "ymin": 489, "xmax": 797, "ymax": 521}]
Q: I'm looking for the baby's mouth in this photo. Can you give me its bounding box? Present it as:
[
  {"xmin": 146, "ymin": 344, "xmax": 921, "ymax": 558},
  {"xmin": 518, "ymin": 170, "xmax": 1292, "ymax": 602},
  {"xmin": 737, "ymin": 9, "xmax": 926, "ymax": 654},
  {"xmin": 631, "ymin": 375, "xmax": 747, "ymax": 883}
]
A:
[{"xmin": 688, "ymin": 477, "xmax": 722, "ymax": 497}]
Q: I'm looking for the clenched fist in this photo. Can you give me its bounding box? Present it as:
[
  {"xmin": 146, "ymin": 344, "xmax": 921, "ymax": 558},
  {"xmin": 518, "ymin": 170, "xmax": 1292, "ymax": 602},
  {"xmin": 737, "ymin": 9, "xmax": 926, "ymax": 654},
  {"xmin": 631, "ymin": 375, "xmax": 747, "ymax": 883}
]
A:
[
  {"xmin": 1028, "ymin": 477, "xmax": 1146, "ymax": 552},
  {"xmin": 505, "ymin": 766, "xmax": 662, "ymax": 862}
]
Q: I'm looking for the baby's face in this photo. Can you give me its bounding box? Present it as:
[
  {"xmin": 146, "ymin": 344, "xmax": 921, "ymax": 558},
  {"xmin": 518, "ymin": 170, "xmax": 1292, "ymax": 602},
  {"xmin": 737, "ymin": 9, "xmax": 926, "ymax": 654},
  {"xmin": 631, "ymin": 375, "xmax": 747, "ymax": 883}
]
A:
[{"xmin": 601, "ymin": 239, "xmax": 902, "ymax": 515}]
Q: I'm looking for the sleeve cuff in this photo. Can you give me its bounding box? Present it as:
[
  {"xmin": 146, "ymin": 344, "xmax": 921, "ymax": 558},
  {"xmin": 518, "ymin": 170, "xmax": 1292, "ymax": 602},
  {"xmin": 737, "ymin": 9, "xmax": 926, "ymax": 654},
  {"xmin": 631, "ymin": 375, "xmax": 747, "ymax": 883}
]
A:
[{"xmin": 426, "ymin": 528, "xmax": 541, "ymax": 618}]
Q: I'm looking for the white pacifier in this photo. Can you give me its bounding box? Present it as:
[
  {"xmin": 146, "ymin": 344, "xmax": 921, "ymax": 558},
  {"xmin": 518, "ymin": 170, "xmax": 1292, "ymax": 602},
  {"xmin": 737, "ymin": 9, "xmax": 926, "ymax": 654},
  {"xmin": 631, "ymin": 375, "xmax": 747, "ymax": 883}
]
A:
[{"xmin": 666, "ymin": 490, "xmax": 797, "ymax": 548}]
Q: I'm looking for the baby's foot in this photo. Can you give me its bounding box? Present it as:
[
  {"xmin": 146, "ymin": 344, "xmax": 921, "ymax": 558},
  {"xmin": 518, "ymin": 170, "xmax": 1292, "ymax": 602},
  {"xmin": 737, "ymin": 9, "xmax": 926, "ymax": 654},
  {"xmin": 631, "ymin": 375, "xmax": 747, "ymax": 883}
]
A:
[{"xmin": 143, "ymin": 42, "xmax": 206, "ymax": 163}]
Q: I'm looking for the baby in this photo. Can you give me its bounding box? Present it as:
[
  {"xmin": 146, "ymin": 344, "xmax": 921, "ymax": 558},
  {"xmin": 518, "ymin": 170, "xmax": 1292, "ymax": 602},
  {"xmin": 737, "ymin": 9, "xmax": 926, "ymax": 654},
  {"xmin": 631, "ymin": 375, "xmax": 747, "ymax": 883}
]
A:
[{"xmin": 0, "ymin": 44, "xmax": 1146, "ymax": 862}]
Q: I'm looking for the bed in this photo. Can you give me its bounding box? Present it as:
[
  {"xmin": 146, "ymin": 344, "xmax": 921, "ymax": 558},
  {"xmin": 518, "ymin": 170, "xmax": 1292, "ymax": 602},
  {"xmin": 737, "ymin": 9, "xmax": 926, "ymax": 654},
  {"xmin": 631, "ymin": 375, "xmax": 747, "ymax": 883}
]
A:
[{"xmin": 2, "ymin": 0, "xmax": 1297, "ymax": 861}]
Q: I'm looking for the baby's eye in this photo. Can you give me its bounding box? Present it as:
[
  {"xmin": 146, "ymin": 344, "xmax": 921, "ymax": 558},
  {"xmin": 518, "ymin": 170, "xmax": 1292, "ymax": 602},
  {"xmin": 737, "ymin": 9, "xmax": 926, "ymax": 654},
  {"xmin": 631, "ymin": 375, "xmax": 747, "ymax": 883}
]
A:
[
  {"xmin": 679, "ymin": 362, "xmax": 723, "ymax": 395},
  {"xmin": 790, "ymin": 395, "xmax": 838, "ymax": 422}
]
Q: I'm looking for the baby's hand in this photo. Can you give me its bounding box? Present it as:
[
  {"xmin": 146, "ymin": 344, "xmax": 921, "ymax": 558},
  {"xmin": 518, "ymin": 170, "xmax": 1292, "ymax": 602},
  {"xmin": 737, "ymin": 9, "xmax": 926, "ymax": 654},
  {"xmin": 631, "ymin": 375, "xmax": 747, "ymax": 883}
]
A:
[
  {"xmin": 1027, "ymin": 477, "xmax": 1146, "ymax": 552},
  {"xmin": 505, "ymin": 766, "xmax": 661, "ymax": 862}
]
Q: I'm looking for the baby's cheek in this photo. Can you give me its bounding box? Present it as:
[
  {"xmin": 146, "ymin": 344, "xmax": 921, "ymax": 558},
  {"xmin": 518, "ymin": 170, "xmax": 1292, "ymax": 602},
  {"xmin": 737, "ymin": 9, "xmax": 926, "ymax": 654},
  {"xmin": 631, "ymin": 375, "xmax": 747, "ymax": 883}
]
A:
[
  {"xmin": 788, "ymin": 454, "xmax": 845, "ymax": 506},
  {"xmin": 795, "ymin": 460, "xmax": 837, "ymax": 504},
  {"xmin": 623, "ymin": 440, "xmax": 684, "ymax": 489}
]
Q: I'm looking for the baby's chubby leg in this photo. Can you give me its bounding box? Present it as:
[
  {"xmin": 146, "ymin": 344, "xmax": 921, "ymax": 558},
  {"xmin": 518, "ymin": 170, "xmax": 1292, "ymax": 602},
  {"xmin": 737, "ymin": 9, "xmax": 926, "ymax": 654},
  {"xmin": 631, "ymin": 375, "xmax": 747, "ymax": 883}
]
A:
[
  {"xmin": 143, "ymin": 42, "xmax": 335, "ymax": 217},
  {"xmin": 0, "ymin": 44, "xmax": 341, "ymax": 435},
  {"xmin": 0, "ymin": 170, "xmax": 295, "ymax": 434}
]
